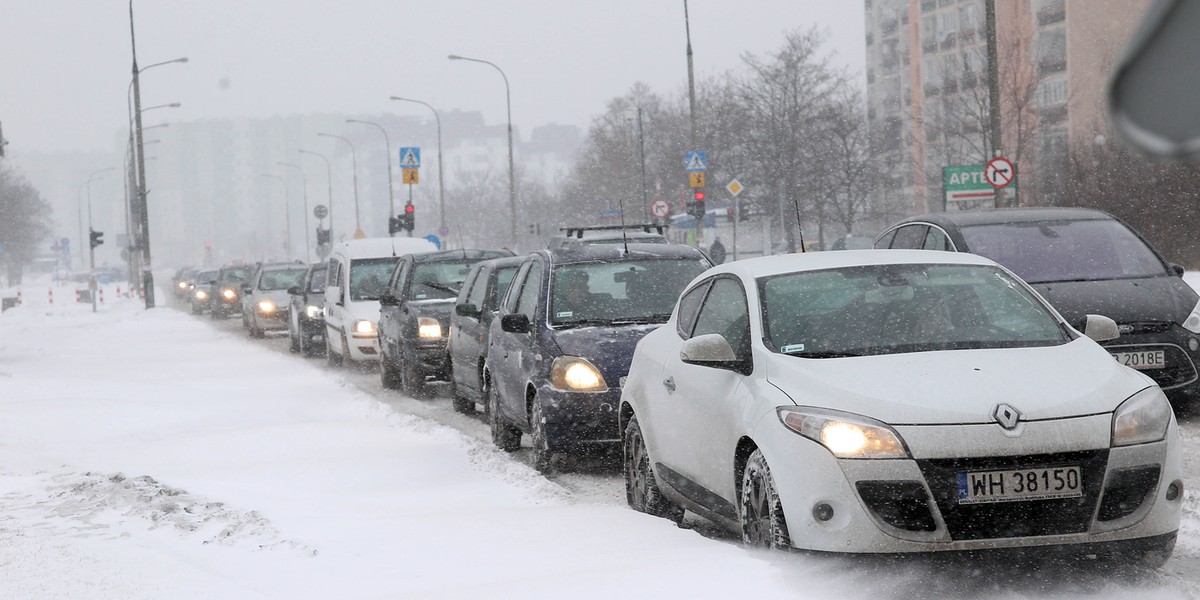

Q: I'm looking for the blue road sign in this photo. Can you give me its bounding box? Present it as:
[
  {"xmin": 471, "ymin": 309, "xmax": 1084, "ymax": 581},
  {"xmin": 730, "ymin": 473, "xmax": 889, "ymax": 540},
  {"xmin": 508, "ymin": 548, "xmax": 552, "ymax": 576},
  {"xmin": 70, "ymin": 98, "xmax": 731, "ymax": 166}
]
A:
[
  {"xmin": 684, "ymin": 151, "xmax": 708, "ymax": 172},
  {"xmin": 399, "ymin": 147, "xmax": 422, "ymax": 169},
  {"xmin": 423, "ymin": 234, "xmax": 442, "ymax": 250},
  {"xmin": 61, "ymin": 237, "xmax": 70, "ymax": 247},
  {"xmin": 0, "ymin": 243, "xmax": 5, "ymax": 255}
]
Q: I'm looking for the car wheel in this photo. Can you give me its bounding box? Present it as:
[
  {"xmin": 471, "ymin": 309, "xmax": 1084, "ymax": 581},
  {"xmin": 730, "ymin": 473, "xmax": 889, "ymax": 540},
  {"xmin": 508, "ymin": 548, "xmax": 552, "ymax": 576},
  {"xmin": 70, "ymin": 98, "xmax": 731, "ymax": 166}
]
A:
[
  {"xmin": 326, "ymin": 332, "xmax": 343, "ymax": 367},
  {"xmin": 339, "ymin": 333, "xmax": 353, "ymax": 369},
  {"xmin": 623, "ymin": 414, "xmax": 684, "ymax": 524},
  {"xmin": 739, "ymin": 449, "xmax": 791, "ymax": 550},
  {"xmin": 488, "ymin": 380, "xmax": 521, "ymax": 452},
  {"xmin": 380, "ymin": 345, "xmax": 402, "ymax": 390},
  {"xmin": 530, "ymin": 396, "xmax": 555, "ymax": 474},
  {"xmin": 400, "ymin": 347, "xmax": 426, "ymax": 397},
  {"xmin": 210, "ymin": 307, "xmax": 222, "ymax": 320}
]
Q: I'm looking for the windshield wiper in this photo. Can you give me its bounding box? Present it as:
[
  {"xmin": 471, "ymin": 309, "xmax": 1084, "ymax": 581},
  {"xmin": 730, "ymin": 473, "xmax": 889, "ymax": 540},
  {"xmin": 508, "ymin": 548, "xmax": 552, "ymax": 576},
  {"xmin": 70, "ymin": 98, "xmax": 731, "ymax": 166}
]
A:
[
  {"xmin": 554, "ymin": 318, "xmax": 615, "ymax": 329},
  {"xmin": 421, "ymin": 282, "xmax": 460, "ymax": 295},
  {"xmin": 608, "ymin": 314, "xmax": 671, "ymax": 325},
  {"xmin": 780, "ymin": 349, "xmax": 864, "ymax": 358}
]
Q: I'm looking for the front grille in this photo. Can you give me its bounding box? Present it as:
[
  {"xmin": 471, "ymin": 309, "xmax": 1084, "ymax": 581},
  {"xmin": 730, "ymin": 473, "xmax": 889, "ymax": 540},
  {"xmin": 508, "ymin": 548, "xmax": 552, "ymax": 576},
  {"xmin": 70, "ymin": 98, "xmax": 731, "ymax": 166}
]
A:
[
  {"xmin": 1120, "ymin": 322, "xmax": 1173, "ymax": 335},
  {"xmin": 856, "ymin": 481, "xmax": 937, "ymax": 532},
  {"xmin": 917, "ymin": 450, "xmax": 1108, "ymax": 541},
  {"xmin": 1109, "ymin": 344, "xmax": 1197, "ymax": 388},
  {"xmin": 1097, "ymin": 465, "xmax": 1160, "ymax": 521}
]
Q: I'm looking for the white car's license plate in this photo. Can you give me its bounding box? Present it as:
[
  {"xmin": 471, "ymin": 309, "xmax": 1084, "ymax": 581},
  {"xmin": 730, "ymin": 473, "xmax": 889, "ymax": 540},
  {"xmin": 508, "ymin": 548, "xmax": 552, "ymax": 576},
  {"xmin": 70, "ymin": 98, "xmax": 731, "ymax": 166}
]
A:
[
  {"xmin": 1114, "ymin": 350, "xmax": 1166, "ymax": 370},
  {"xmin": 956, "ymin": 466, "xmax": 1083, "ymax": 505}
]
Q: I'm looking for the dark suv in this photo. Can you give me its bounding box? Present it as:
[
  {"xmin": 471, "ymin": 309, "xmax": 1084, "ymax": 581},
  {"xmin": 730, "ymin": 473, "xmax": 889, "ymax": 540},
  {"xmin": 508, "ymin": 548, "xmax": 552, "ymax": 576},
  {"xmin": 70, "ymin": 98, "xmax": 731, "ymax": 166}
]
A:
[
  {"xmin": 210, "ymin": 264, "xmax": 253, "ymax": 319},
  {"xmin": 876, "ymin": 207, "xmax": 1200, "ymax": 408},
  {"xmin": 378, "ymin": 249, "xmax": 513, "ymax": 396},
  {"xmin": 485, "ymin": 243, "xmax": 711, "ymax": 472},
  {"xmin": 447, "ymin": 255, "xmax": 525, "ymax": 413},
  {"xmin": 288, "ymin": 263, "xmax": 327, "ymax": 357}
]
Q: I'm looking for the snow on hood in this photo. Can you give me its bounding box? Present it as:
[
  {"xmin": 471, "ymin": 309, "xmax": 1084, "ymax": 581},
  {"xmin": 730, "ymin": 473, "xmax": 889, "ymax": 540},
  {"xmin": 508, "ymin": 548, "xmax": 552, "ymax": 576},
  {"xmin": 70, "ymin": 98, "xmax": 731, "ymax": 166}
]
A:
[
  {"xmin": 551, "ymin": 323, "xmax": 661, "ymax": 381},
  {"xmin": 764, "ymin": 337, "xmax": 1154, "ymax": 425}
]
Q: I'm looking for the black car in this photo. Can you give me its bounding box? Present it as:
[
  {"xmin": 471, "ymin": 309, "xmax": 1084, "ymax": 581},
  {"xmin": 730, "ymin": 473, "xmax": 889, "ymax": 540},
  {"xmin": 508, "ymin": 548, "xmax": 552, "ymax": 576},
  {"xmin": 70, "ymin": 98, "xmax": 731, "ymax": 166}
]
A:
[
  {"xmin": 288, "ymin": 263, "xmax": 327, "ymax": 357},
  {"xmin": 486, "ymin": 243, "xmax": 712, "ymax": 472},
  {"xmin": 447, "ymin": 256, "xmax": 524, "ymax": 413},
  {"xmin": 378, "ymin": 249, "xmax": 513, "ymax": 396},
  {"xmin": 211, "ymin": 264, "xmax": 253, "ymax": 319},
  {"xmin": 875, "ymin": 207, "xmax": 1200, "ymax": 407}
]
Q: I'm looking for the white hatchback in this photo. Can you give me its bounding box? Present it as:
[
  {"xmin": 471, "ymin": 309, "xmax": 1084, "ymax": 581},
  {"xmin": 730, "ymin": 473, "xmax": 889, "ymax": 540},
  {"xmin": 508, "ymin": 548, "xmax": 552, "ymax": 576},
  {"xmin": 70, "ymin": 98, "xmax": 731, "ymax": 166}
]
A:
[{"xmin": 620, "ymin": 250, "xmax": 1181, "ymax": 566}]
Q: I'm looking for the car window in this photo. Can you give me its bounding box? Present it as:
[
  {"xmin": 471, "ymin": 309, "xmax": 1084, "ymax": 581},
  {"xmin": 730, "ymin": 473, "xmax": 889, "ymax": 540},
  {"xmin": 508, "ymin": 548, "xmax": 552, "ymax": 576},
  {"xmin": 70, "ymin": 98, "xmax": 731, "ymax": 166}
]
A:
[
  {"xmin": 874, "ymin": 229, "xmax": 897, "ymax": 249},
  {"xmin": 759, "ymin": 264, "xmax": 1070, "ymax": 358},
  {"xmin": 923, "ymin": 227, "xmax": 952, "ymax": 251},
  {"xmin": 259, "ymin": 267, "xmax": 307, "ymax": 291},
  {"xmin": 691, "ymin": 278, "xmax": 751, "ymax": 361},
  {"xmin": 676, "ymin": 280, "xmax": 712, "ymax": 339},
  {"xmin": 514, "ymin": 262, "xmax": 543, "ymax": 321},
  {"xmin": 890, "ymin": 225, "xmax": 929, "ymax": 249},
  {"xmin": 308, "ymin": 268, "xmax": 326, "ymax": 293},
  {"xmin": 463, "ymin": 267, "xmax": 486, "ymax": 306},
  {"xmin": 550, "ymin": 258, "xmax": 710, "ymax": 326},
  {"xmin": 410, "ymin": 260, "xmax": 475, "ymax": 301},
  {"xmin": 503, "ymin": 263, "xmax": 532, "ymax": 313},
  {"xmin": 958, "ymin": 219, "xmax": 1170, "ymax": 284},
  {"xmin": 390, "ymin": 260, "xmax": 411, "ymax": 294},
  {"xmin": 491, "ymin": 266, "xmax": 519, "ymax": 310},
  {"xmin": 349, "ymin": 257, "xmax": 400, "ymax": 302}
]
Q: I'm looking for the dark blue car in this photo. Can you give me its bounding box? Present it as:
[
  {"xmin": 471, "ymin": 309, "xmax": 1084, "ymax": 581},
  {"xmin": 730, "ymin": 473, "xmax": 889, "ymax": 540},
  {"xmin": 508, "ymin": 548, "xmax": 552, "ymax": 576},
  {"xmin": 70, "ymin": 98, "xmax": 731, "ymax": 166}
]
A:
[{"xmin": 485, "ymin": 243, "xmax": 712, "ymax": 473}]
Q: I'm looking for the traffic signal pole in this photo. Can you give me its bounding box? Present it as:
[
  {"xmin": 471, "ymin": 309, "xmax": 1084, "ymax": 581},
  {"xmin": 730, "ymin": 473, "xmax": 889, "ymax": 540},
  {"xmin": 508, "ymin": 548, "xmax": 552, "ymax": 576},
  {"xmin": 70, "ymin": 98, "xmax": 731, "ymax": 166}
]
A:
[{"xmin": 130, "ymin": 2, "xmax": 155, "ymax": 308}]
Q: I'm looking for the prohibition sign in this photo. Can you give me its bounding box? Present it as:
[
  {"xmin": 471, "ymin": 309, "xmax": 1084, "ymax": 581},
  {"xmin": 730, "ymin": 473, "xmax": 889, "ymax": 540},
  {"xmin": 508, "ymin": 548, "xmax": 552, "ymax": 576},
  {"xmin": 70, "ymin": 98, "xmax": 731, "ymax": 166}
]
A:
[
  {"xmin": 651, "ymin": 199, "xmax": 670, "ymax": 219},
  {"xmin": 985, "ymin": 157, "xmax": 1016, "ymax": 189}
]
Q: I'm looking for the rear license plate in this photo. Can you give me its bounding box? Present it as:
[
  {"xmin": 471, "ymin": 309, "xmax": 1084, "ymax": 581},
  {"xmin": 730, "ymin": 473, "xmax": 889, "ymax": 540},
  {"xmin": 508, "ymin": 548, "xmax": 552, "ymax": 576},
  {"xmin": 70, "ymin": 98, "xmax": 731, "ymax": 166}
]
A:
[
  {"xmin": 956, "ymin": 466, "xmax": 1082, "ymax": 505},
  {"xmin": 1114, "ymin": 350, "xmax": 1166, "ymax": 370}
]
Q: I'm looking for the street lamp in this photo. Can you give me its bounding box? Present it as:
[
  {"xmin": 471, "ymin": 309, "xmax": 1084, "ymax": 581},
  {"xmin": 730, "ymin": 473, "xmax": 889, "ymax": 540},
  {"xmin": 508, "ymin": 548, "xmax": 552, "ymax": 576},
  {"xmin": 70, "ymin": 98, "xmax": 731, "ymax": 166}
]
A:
[
  {"xmin": 277, "ymin": 162, "xmax": 312, "ymax": 262},
  {"xmin": 299, "ymin": 149, "xmax": 334, "ymax": 244},
  {"xmin": 390, "ymin": 96, "xmax": 447, "ymax": 235},
  {"xmin": 345, "ymin": 119, "xmax": 395, "ymax": 231},
  {"xmin": 448, "ymin": 53, "xmax": 517, "ymax": 248},
  {"xmin": 77, "ymin": 167, "xmax": 115, "ymax": 270},
  {"xmin": 625, "ymin": 107, "xmax": 649, "ymax": 222},
  {"xmin": 261, "ymin": 174, "xmax": 293, "ymax": 259},
  {"xmin": 317, "ymin": 132, "xmax": 362, "ymax": 238}
]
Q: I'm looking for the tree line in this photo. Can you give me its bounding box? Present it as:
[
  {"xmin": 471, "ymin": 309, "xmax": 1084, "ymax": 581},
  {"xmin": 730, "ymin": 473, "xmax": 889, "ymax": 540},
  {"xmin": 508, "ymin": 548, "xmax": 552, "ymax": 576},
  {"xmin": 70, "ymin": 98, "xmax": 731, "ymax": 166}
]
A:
[{"xmin": 0, "ymin": 162, "xmax": 53, "ymax": 285}]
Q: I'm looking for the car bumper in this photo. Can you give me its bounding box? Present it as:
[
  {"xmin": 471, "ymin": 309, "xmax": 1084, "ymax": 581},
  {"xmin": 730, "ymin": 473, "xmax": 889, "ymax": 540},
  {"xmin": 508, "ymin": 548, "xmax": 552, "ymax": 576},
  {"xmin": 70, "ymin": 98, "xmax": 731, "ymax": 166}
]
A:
[
  {"xmin": 752, "ymin": 412, "xmax": 1183, "ymax": 554},
  {"xmin": 412, "ymin": 341, "xmax": 450, "ymax": 380},
  {"xmin": 346, "ymin": 334, "xmax": 381, "ymax": 361},
  {"xmin": 535, "ymin": 384, "xmax": 622, "ymax": 452},
  {"xmin": 255, "ymin": 310, "xmax": 288, "ymax": 330}
]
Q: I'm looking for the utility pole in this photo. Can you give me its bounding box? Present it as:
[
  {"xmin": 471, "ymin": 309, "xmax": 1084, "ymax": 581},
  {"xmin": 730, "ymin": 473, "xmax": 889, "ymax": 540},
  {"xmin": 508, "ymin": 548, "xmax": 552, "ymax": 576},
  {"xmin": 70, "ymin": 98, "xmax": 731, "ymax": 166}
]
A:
[
  {"xmin": 985, "ymin": 0, "xmax": 1006, "ymax": 208},
  {"xmin": 683, "ymin": 0, "xmax": 703, "ymax": 247},
  {"xmin": 130, "ymin": 1, "xmax": 155, "ymax": 308}
]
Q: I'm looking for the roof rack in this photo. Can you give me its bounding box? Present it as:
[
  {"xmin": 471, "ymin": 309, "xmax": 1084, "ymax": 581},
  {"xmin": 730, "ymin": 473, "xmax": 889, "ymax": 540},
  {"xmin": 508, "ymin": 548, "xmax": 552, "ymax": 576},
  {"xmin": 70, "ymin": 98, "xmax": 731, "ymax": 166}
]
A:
[{"xmin": 560, "ymin": 223, "xmax": 669, "ymax": 239}]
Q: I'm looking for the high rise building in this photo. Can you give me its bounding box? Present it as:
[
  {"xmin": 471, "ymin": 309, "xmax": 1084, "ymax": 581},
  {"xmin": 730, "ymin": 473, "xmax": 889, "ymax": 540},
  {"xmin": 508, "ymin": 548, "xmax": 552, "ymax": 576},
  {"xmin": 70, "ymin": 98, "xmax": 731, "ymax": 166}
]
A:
[{"xmin": 865, "ymin": 0, "xmax": 1151, "ymax": 215}]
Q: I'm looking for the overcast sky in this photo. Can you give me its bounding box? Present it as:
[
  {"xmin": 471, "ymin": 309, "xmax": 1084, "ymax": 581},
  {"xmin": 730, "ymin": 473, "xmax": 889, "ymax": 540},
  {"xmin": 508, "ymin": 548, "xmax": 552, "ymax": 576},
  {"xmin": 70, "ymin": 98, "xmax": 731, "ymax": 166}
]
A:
[{"xmin": 1, "ymin": 1, "xmax": 865, "ymax": 155}]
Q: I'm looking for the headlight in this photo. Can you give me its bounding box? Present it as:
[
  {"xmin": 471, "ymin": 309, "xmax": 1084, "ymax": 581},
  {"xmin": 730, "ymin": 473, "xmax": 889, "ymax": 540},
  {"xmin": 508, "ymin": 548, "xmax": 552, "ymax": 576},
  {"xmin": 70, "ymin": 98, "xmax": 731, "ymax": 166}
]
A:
[
  {"xmin": 222, "ymin": 288, "xmax": 236, "ymax": 300},
  {"xmin": 550, "ymin": 356, "xmax": 608, "ymax": 392},
  {"xmin": 418, "ymin": 317, "xmax": 443, "ymax": 339},
  {"xmin": 194, "ymin": 290, "xmax": 208, "ymax": 300},
  {"xmin": 1112, "ymin": 386, "xmax": 1173, "ymax": 447},
  {"xmin": 178, "ymin": 281, "xmax": 187, "ymax": 289},
  {"xmin": 354, "ymin": 320, "xmax": 377, "ymax": 336},
  {"xmin": 305, "ymin": 305, "xmax": 322, "ymax": 319},
  {"xmin": 257, "ymin": 300, "xmax": 276, "ymax": 314},
  {"xmin": 1184, "ymin": 298, "xmax": 1200, "ymax": 334},
  {"xmin": 777, "ymin": 407, "xmax": 909, "ymax": 459}
]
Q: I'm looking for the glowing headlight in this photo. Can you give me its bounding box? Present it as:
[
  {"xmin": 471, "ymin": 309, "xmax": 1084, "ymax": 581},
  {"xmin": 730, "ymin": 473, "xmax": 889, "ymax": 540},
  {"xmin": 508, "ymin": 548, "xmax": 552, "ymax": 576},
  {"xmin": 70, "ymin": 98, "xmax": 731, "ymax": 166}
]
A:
[
  {"xmin": 194, "ymin": 290, "xmax": 209, "ymax": 300},
  {"xmin": 178, "ymin": 281, "xmax": 187, "ymax": 289},
  {"xmin": 550, "ymin": 356, "xmax": 607, "ymax": 392},
  {"xmin": 778, "ymin": 407, "xmax": 909, "ymax": 459},
  {"xmin": 305, "ymin": 305, "xmax": 322, "ymax": 319},
  {"xmin": 417, "ymin": 317, "xmax": 443, "ymax": 339},
  {"xmin": 257, "ymin": 300, "xmax": 276, "ymax": 314},
  {"xmin": 222, "ymin": 288, "xmax": 236, "ymax": 300},
  {"xmin": 354, "ymin": 320, "xmax": 377, "ymax": 336},
  {"xmin": 1112, "ymin": 386, "xmax": 1173, "ymax": 447}
]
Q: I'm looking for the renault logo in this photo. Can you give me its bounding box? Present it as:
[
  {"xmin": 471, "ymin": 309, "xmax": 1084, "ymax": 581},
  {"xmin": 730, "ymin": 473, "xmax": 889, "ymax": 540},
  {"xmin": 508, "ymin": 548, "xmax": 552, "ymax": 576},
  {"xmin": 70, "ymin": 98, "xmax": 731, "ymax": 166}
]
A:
[{"xmin": 993, "ymin": 404, "xmax": 1022, "ymax": 430}]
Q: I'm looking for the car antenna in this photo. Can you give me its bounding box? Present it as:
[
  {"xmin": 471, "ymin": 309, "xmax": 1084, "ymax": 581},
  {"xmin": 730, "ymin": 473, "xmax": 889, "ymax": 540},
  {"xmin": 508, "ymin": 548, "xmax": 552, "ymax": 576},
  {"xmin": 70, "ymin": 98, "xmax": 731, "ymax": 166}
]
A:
[
  {"xmin": 793, "ymin": 197, "xmax": 806, "ymax": 253},
  {"xmin": 617, "ymin": 190, "xmax": 630, "ymax": 256}
]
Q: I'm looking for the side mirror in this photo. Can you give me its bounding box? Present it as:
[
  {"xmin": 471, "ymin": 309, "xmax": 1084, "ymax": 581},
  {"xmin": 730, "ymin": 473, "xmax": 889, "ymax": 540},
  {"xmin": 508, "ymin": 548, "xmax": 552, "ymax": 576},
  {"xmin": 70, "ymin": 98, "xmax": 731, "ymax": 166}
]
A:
[
  {"xmin": 1080, "ymin": 314, "xmax": 1120, "ymax": 343},
  {"xmin": 326, "ymin": 285, "xmax": 343, "ymax": 306},
  {"xmin": 680, "ymin": 333, "xmax": 737, "ymax": 363},
  {"xmin": 241, "ymin": 283, "xmax": 252, "ymax": 294},
  {"xmin": 1171, "ymin": 263, "xmax": 1186, "ymax": 277},
  {"xmin": 456, "ymin": 303, "xmax": 481, "ymax": 318},
  {"xmin": 500, "ymin": 313, "xmax": 531, "ymax": 334},
  {"xmin": 379, "ymin": 292, "xmax": 400, "ymax": 307},
  {"xmin": 287, "ymin": 286, "xmax": 301, "ymax": 296}
]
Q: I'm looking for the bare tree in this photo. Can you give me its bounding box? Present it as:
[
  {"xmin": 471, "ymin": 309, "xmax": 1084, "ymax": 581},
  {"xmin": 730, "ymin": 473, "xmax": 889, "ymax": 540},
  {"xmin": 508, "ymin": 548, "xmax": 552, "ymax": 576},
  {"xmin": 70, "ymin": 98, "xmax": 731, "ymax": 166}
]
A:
[{"xmin": 0, "ymin": 164, "xmax": 53, "ymax": 284}]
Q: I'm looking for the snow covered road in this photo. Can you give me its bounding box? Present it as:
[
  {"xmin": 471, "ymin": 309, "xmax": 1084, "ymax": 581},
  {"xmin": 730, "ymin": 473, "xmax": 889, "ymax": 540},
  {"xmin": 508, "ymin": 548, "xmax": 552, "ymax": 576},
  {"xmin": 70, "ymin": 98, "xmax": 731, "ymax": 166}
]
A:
[{"xmin": 0, "ymin": 281, "xmax": 1198, "ymax": 599}]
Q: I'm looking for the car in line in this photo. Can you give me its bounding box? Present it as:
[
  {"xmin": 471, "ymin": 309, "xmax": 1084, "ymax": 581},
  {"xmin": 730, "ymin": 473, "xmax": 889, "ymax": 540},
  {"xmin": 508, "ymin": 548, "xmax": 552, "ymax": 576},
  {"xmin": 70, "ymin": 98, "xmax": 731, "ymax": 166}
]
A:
[
  {"xmin": 874, "ymin": 208, "xmax": 1200, "ymax": 410},
  {"xmin": 378, "ymin": 249, "xmax": 513, "ymax": 397},
  {"xmin": 486, "ymin": 243, "xmax": 711, "ymax": 473},
  {"xmin": 620, "ymin": 249, "xmax": 1181, "ymax": 566},
  {"xmin": 288, "ymin": 263, "xmax": 327, "ymax": 357},
  {"xmin": 447, "ymin": 255, "xmax": 524, "ymax": 414},
  {"xmin": 323, "ymin": 237, "xmax": 439, "ymax": 368},
  {"xmin": 241, "ymin": 262, "xmax": 308, "ymax": 338},
  {"xmin": 187, "ymin": 268, "xmax": 220, "ymax": 314},
  {"xmin": 173, "ymin": 267, "xmax": 197, "ymax": 297},
  {"xmin": 210, "ymin": 264, "xmax": 253, "ymax": 319}
]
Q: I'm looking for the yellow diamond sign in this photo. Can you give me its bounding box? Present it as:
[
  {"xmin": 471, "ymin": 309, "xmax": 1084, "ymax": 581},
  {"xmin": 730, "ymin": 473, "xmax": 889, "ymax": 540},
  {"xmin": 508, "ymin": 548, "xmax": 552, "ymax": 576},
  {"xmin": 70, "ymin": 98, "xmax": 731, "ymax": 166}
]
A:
[{"xmin": 726, "ymin": 179, "xmax": 744, "ymax": 197}]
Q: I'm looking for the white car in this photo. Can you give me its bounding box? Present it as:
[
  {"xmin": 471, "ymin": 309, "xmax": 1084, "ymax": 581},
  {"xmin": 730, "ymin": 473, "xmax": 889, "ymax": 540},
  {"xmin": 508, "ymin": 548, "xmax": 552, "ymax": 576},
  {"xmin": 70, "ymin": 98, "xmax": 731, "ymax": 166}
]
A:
[{"xmin": 620, "ymin": 250, "xmax": 1181, "ymax": 566}]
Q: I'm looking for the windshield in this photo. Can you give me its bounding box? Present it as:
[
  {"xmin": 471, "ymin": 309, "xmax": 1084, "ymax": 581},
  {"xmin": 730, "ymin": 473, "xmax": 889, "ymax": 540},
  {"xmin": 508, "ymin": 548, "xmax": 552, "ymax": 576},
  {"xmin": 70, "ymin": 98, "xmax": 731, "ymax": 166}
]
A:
[
  {"xmin": 196, "ymin": 270, "xmax": 219, "ymax": 284},
  {"xmin": 959, "ymin": 220, "xmax": 1169, "ymax": 284},
  {"xmin": 350, "ymin": 257, "xmax": 399, "ymax": 302},
  {"xmin": 220, "ymin": 266, "xmax": 252, "ymax": 284},
  {"xmin": 760, "ymin": 264, "xmax": 1070, "ymax": 358},
  {"xmin": 550, "ymin": 258, "xmax": 708, "ymax": 326},
  {"xmin": 258, "ymin": 267, "xmax": 307, "ymax": 291},
  {"xmin": 410, "ymin": 261, "xmax": 475, "ymax": 301},
  {"xmin": 308, "ymin": 269, "xmax": 326, "ymax": 293}
]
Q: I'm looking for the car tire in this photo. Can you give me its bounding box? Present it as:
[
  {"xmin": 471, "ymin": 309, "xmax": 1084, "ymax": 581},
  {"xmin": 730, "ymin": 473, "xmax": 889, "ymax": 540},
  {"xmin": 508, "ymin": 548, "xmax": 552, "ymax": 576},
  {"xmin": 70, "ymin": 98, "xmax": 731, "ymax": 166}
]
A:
[
  {"xmin": 401, "ymin": 347, "xmax": 426, "ymax": 397},
  {"xmin": 488, "ymin": 380, "xmax": 521, "ymax": 452},
  {"xmin": 211, "ymin": 307, "xmax": 222, "ymax": 320},
  {"xmin": 380, "ymin": 345, "xmax": 402, "ymax": 390},
  {"xmin": 326, "ymin": 332, "xmax": 344, "ymax": 367},
  {"xmin": 191, "ymin": 303, "xmax": 202, "ymax": 315},
  {"xmin": 623, "ymin": 414, "xmax": 684, "ymax": 525},
  {"xmin": 739, "ymin": 449, "xmax": 791, "ymax": 550},
  {"xmin": 530, "ymin": 397, "xmax": 555, "ymax": 474},
  {"xmin": 449, "ymin": 364, "xmax": 476, "ymax": 414}
]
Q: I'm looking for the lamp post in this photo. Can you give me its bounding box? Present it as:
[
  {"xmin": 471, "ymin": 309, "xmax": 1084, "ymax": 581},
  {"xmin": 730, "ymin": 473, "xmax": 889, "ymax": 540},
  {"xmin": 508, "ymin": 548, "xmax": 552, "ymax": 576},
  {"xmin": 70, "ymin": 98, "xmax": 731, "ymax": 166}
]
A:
[
  {"xmin": 390, "ymin": 96, "xmax": 447, "ymax": 235},
  {"xmin": 317, "ymin": 132, "xmax": 362, "ymax": 238},
  {"xmin": 448, "ymin": 54, "xmax": 517, "ymax": 248},
  {"xmin": 261, "ymin": 174, "xmax": 293, "ymax": 259},
  {"xmin": 299, "ymin": 149, "xmax": 334, "ymax": 246},
  {"xmin": 625, "ymin": 107, "xmax": 649, "ymax": 222},
  {"xmin": 346, "ymin": 119, "xmax": 395, "ymax": 232},
  {"xmin": 77, "ymin": 168, "xmax": 115, "ymax": 270},
  {"xmin": 277, "ymin": 162, "xmax": 312, "ymax": 262},
  {"xmin": 82, "ymin": 167, "xmax": 115, "ymax": 312}
]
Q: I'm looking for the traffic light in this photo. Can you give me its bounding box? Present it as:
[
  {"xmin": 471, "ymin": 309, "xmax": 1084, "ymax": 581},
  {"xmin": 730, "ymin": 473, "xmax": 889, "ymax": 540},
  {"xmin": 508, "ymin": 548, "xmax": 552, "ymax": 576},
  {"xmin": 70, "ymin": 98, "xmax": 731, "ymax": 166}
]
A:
[
  {"xmin": 402, "ymin": 203, "xmax": 415, "ymax": 233},
  {"xmin": 316, "ymin": 227, "xmax": 331, "ymax": 246},
  {"xmin": 388, "ymin": 215, "xmax": 403, "ymax": 235},
  {"xmin": 687, "ymin": 189, "xmax": 706, "ymax": 219},
  {"xmin": 89, "ymin": 229, "xmax": 104, "ymax": 249}
]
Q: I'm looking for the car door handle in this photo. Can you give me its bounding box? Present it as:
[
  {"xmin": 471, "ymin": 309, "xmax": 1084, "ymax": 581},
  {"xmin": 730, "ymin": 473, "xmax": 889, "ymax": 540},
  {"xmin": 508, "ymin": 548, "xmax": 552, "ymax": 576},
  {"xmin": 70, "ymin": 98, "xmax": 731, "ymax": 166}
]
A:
[{"xmin": 663, "ymin": 377, "xmax": 676, "ymax": 393}]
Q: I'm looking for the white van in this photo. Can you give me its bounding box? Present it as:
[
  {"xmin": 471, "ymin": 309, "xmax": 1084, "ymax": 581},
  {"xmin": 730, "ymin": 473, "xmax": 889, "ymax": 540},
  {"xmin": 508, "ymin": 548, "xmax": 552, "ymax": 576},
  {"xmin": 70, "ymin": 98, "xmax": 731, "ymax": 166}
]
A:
[{"xmin": 324, "ymin": 237, "xmax": 438, "ymax": 366}]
